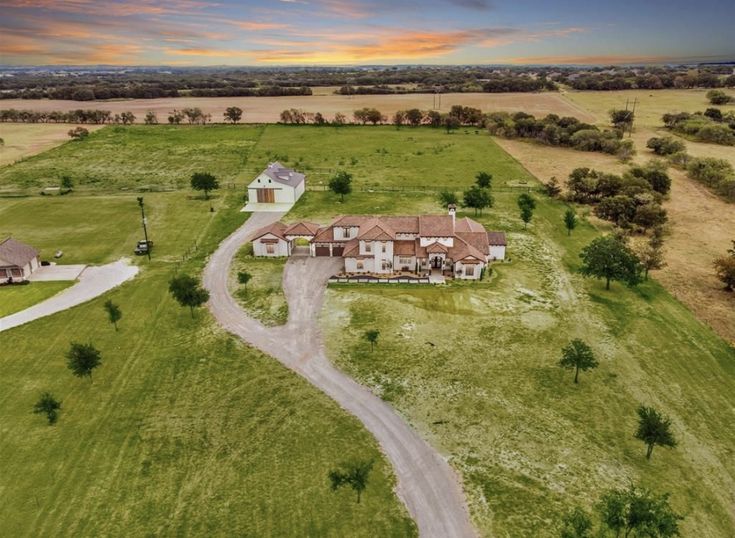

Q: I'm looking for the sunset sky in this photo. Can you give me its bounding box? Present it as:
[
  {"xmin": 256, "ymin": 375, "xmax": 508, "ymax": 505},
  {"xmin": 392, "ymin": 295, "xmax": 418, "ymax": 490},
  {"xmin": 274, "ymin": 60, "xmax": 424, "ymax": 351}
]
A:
[{"xmin": 1, "ymin": 0, "xmax": 733, "ymax": 66}]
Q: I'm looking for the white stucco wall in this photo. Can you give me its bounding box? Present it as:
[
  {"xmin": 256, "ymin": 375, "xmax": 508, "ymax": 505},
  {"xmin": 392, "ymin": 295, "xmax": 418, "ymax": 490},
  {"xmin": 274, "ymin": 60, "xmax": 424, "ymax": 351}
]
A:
[
  {"xmin": 333, "ymin": 226, "xmax": 359, "ymax": 240},
  {"xmin": 454, "ymin": 261, "xmax": 484, "ymax": 280},
  {"xmin": 253, "ymin": 233, "xmax": 290, "ymax": 257},
  {"xmin": 247, "ymin": 172, "xmax": 305, "ymax": 204},
  {"xmin": 394, "ymin": 255, "xmax": 416, "ymax": 272},
  {"xmin": 419, "ymin": 236, "xmax": 454, "ymax": 248},
  {"xmin": 345, "ymin": 257, "xmax": 374, "ymax": 273},
  {"xmin": 489, "ymin": 245, "xmax": 506, "ymax": 261}
]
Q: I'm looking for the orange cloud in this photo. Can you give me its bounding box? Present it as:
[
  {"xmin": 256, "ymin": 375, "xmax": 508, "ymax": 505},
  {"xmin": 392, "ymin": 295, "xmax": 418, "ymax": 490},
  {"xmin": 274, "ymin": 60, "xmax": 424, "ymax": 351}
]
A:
[
  {"xmin": 232, "ymin": 21, "xmax": 291, "ymax": 31},
  {"xmin": 163, "ymin": 47, "xmax": 249, "ymax": 58}
]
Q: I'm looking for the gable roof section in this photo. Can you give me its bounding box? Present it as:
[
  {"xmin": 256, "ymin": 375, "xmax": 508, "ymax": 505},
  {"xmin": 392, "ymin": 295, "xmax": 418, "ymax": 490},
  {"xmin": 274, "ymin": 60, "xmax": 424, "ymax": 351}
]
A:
[
  {"xmin": 259, "ymin": 162, "xmax": 305, "ymax": 188},
  {"xmin": 487, "ymin": 231, "xmax": 507, "ymax": 246},
  {"xmin": 455, "ymin": 217, "xmax": 486, "ymax": 233},
  {"xmin": 358, "ymin": 218, "xmax": 396, "ymax": 241},
  {"xmin": 252, "ymin": 222, "xmax": 288, "ymax": 241},
  {"xmin": 419, "ymin": 215, "xmax": 454, "ymax": 237},
  {"xmin": 383, "ymin": 216, "xmax": 419, "ymax": 234},
  {"xmin": 284, "ymin": 221, "xmax": 320, "ymax": 236},
  {"xmin": 426, "ymin": 242, "xmax": 448, "ymax": 254},
  {"xmin": 0, "ymin": 237, "xmax": 39, "ymax": 267},
  {"xmin": 448, "ymin": 235, "xmax": 487, "ymax": 262}
]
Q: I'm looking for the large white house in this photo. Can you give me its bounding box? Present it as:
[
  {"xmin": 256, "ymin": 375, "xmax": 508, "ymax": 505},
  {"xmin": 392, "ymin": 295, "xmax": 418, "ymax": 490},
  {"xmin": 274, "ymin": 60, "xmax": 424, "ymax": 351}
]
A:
[
  {"xmin": 247, "ymin": 162, "xmax": 305, "ymax": 205},
  {"xmin": 250, "ymin": 206, "xmax": 506, "ymax": 280}
]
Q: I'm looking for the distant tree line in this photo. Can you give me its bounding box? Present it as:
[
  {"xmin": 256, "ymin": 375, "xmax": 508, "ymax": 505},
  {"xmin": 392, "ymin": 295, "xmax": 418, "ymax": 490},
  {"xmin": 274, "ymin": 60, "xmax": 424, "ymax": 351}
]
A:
[
  {"xmin": 558, "ymin": 66, "xmax": 735, "ymax": 90},
  {"xmin": 336, "ymin": 74, "xmax": 555, "ymax": 95},
  {"xmin": 662, "ymin": 109, "xmax": 735, "ymax": 146},
  {"xmin": 485, "ymin": 111, "xmax": 635, "ymax": 160}
]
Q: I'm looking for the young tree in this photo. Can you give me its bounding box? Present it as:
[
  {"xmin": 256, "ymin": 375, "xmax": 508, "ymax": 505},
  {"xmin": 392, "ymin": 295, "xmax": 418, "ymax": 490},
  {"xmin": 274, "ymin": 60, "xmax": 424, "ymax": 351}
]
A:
[
  {"xmin": 329, "ymin": 170, "xmax": 353, "ymax": 202},
  {"xmin": 364, "ymin": 329, "xmax": 380, "ymax": 351},
  {"xmin": 333, "ymin": 112, "xmax": 347, "ymax": 125},
  {"xmin": 405, "ymin": 108, "xmax": 423, "ymax": 126},
  {"xmin": 66, "ymin": 342, "xmax": 102, "ymax": 382},
  {"xmin": 544, "ymin": 176, "xmax": 562, "ymax": 198},
  {"xmin": 564, "ymin": 208, "xmax": 577, "ymax": 236},
  {"xmin": 442, "ymin": 114, "xmax": 460, "ymax": 133},
  {"xmin": 68, "ymin": 126, "xmax": 89, "ymax": 140},
  {"xmin": 579, "ymin": 235, "xmax": 643, "ymax": 290},
  {"xmin": 610, "ymin": 108, "xmax": 635, "ymax": 131},
  {"xmin": 143, "ymin": 111, "xmax": 158, "ymax": 125},
  {"xmin": 635, "ymin": 405, "xmax": 677, "ymax": 460},
  {"xmin": 103, "ymin": 299, "xmax": 122, "ymax": 331},
  {"xmin": 559, "ymin": 339, "xmax": 598, "ymax": 384},
  {"xmin": 224, "ymin": 106, "xmax": 243, "ymax": 124},
  {"xmin": 599, "ymin": 485, "xmax": 682, "ymax": 538},
  {"xmin": 517, "ymin": 193, "xmax": 536, "ymax": 229},
  {"xmin": 706, "ymin": 89, "xmax": 733, "ymax": 105},
  {"xmin": 328, "ymin": 459, "xmax": 374, "ymax": 503},
  {"xmin": 120, "ymin": 111, "xmax": 136, "ymax": 125},
  {"xmin": 638, "ymin": 235, "xmax": 667, "ymax": 280},
  {"xmin": 475, "ymin": 171, "xmax": 492, "ymax": 188},
  {"xmin": 33, "ymin": 392, "xmax": 61, "ymax": 425},
  {"xmin": 438, "ymin": 189, "xmax": 459, "ymax": 208},
  {"xmin": 713, "ymin": 240, "xmax": 735, "ymax": 291},
  {"xmin": 392, "ymin": 110, "xmax": 406, "ymax": 128},
  {"xmin": 168, "ymin": 274, "xmax": 210, "ymax": 318},
  {"xmin": 190, "ymin": 172, "xmax": 219, "ymax": 200},
  {"xmin": 560, "ymin": 507, "xmax": 593, "ymax": 538},
  {"xmin": 237, "ymin": 271, "xmax": 252, "ymax": 285},
  {"xmin": 60, "ymin": 175, "xmax": 74, "ymax": 192},
  {"xmin": 462, "ymin": 185, "xmax": 493, "ymax": 216}
]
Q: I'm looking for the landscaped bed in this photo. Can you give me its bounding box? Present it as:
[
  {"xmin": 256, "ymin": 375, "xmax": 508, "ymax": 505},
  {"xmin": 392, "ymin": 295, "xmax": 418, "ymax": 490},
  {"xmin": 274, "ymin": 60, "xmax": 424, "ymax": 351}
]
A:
[{"xmin": 230, "ymin": 243, "xmax": 289, "ymax": 326}]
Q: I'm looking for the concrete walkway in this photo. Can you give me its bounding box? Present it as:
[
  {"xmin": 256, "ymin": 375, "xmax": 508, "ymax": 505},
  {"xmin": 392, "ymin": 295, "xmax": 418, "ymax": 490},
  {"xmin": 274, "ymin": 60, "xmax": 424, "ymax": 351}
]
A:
[
  {"xmin": 0, "ymin": 259, "xmax": 139, "ymax": 332},
  {"xmin": 203, "ymin": 213, "xmax": 475, "ymax": 538},
  {"xmin": 28, "ymin": 264, "xmax": 87, "ymax": 281}
]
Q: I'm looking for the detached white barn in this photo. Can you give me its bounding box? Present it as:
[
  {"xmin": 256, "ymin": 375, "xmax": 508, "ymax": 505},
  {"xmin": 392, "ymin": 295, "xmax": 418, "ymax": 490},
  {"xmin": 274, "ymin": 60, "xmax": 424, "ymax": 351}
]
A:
[{"xmin": 247, "ymin": 162, "xmax": 305, "ymax": 205}]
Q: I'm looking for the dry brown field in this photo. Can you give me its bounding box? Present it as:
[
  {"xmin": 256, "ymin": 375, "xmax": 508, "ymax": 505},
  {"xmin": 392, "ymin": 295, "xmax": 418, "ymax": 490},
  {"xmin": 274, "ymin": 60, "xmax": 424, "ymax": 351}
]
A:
[
  {"xmin": 0, "ymin": 123, "xmax": 103, "ymax": 167},
  {"xmin": 0, "ymin": 91, "xmax": 594, "ymax": 124}
]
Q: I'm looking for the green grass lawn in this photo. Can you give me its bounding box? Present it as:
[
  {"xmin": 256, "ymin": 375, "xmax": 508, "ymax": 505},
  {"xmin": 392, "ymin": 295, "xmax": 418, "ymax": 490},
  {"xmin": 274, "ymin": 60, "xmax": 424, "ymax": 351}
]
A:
[
  {"xmin": 0, "ymin": 124, "xmax": 264, "ymax": 191},
  {"xmin": 0, "ymin": 281, "xmax": 74, "ymax": 317},
  {"xmin": 230, "ymin": 243, "xmax": 288, "ymax": 326},
  {"xmin": 3, "ymin": 124, "xmax": 734, "ymax": 537},
  {"xmin": 309, "ymin": 147, "xmax": 735, "ymax": 535},
  {"xmin": 0, "ymin": 132, "xmax": 415, "ymax": 535}
]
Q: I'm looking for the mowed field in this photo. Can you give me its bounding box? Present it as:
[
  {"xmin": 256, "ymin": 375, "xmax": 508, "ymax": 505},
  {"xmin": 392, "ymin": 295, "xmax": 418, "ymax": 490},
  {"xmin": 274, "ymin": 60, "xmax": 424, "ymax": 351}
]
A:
[
  {"xmin": 0, "ymin": 128, "xmax": 416, "ymax": 536},
  {"xmin": 0, "ymin": 123, "xmax": 104, "ymax": 167},
  {"xmin": 0, "ymin": 90, "xmax": 595, "ymax": 124},
  {"xmin": 494, "ymin": 89, "xmax": 735, "ymax": 344},
  {"xmin": 1, "ymin": 124, "xmax": 734, "ymax": 537}
]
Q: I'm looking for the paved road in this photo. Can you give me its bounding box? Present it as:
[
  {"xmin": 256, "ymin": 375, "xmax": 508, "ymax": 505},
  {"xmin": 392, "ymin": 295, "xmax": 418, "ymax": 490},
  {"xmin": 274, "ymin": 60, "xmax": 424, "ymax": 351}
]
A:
[
  {"xmin": 0, "ymin": 259, "xmax": 139, "ymax": 332},
  {"xmin": 203, "ymin": 213, "xmax": 476, "ymax": 537}
]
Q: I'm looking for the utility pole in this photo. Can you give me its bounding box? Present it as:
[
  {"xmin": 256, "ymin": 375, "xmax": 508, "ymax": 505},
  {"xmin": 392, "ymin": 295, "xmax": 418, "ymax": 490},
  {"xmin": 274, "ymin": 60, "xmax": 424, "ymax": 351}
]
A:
[
  {"xmin": 629, "ymin": 97, "xmax": 638, "ymax": 138},
  {"xmin": 137, "ymin": 196, "xmax": 151, "ymax": 261}
]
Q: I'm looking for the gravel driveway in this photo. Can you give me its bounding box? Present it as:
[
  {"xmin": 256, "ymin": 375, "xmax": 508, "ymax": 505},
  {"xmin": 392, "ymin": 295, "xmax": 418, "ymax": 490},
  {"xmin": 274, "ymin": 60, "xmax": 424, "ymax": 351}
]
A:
[
  {"xmin": 0, "ymin": 259, "xmax": 139, "ymax": 332},
  {"xmin": 203, "ymin": 213, "xmax": 475, "ymax": 537}
]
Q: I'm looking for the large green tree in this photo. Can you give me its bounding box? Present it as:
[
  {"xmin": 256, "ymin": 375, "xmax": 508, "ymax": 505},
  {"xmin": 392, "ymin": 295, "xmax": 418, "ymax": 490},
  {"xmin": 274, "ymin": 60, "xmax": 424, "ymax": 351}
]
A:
[
  {"xmin": 635, "ymin": 405, "xmax": 677, "ymax": 460},
  {"xmin": 559, "ymin": 339, "xmax": 599, "ymax": 384},
  {"xmin": 579, "ymin": 235, "xmax": 643, "ymax": 290},
  {"xmin": 462, "ymin": 185, "xmax": 493, "ymax": 216},
  {"xmin": 517, "ymin": 193, "xmax": 536, "ymax": 229},
  {"xmin": 329, "ymin": 171, "xmax": 353, "ymax": 202},
  {"xmin": 224, "ymin": 106, "xmax": 243, "ymax": 123},
  {"xmin": 66, "ymin": 342, "xmax": 102, "ymax": 382},
  {"xmin": 599, "ymin": 485, "xmax": 682, "ymax": 537},
  {"xmin": 190, "ymin": 172, "xmax": 219, "ymax": 200},
  {"xmin": 169, "ymin": 274, "xmax": 210, "ymax": 317}
]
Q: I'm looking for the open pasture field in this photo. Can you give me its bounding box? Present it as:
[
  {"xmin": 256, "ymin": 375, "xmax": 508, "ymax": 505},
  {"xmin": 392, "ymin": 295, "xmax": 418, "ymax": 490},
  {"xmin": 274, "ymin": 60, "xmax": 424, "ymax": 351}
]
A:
[
  {"xmin": 495, "ymin": 91, "xmax": 735, "ymax": 344},
  {"xmin": 0, "ymin": 123, "xmax": 104, "ymax": 168},
  {"xmin": 0, "ymin": 90, "xmax": 594, "ymax": 124},
  {"xmin": 317, "ymin": 187, "xmax": 735, "ymax": 537},
  {"xmin": 2, "ymin": 124, "xmax": 734, "ymax": 537},
  {"xmin": 0, "ymin": 132, "xmax": 415, "ymax": 536}
]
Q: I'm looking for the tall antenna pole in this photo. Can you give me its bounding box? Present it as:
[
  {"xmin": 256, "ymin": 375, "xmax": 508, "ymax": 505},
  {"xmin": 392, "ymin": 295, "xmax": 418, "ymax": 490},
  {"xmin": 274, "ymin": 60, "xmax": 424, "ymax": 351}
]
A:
[
  {"xmin": 629, "ymin": 97, "xmax": 638, "ymax": 138},
  {"xmin": 137, "ymin": 196, "xmax": 151, "ymax": 261}
]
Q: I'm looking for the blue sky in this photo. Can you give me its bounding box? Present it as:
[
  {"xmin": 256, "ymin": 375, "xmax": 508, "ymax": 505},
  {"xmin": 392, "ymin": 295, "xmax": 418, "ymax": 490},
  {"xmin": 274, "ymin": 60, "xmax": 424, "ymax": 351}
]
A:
[{"xmin": 1, "ymin": 0, "xmax": 733, "ymax": 65}]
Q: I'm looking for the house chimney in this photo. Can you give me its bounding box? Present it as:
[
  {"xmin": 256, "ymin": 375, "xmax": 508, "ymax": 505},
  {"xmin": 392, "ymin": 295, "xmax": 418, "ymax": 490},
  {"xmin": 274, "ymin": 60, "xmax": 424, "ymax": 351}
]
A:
[{"xmin": 448, "ymin": 203, "xmax": 456, "ymax": 226}]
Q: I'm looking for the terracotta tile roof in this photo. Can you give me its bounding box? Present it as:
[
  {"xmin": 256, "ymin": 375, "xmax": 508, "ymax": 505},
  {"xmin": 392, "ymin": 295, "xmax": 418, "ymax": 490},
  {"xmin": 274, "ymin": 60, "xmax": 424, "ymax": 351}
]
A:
[
  {"xmin": 331, "ymin": 215, "xmax": 371, "ymax": 227},
  {"xmin": 426, "ymin": 241, "xmax": 448, "ymax": 254},
  {"xmin": 284, "ymin": 221, "xmax": 320, "ymax": 236},
  {"xmin": 252, "ymin": 222, "xmax": 288, "ymax": 241},
  {"xmin": 419, "ymin": 215, "xmax": 454, "ymax": 237},
  {"xmin": 448, "ymin": 236, "xmax": 487, "ymax": 262},
  {"xmin": 393, "ymin": 240, "xmax": 416, "ymax": 255},
  {"xmin": 455, "ymin": 217, "xmax": 486, "ymax": 233},
  {"xmin": 359, "ymin": 219, "xmax": 396, "ymax": 240},
  {"xmin": 0, "ymin": 237, "xmax": 39, "ymax": 267},
  {"xmin": 342, "ymin": 239, "xmax": 360, "ymax": 257},
  {"xmin": 312, "ymin": 226, "xmax": 335, "ymax": 243},
  {"xmin": 487, "ymin": 232, "xmax": 507, "ymax": 246},
  {"xmin": 383, "ymin": 216, "xmax": 420, "ymax": 234},
  {"xmin": 457, "ymin": 232, "xmax": 490, "ymax": 256}
]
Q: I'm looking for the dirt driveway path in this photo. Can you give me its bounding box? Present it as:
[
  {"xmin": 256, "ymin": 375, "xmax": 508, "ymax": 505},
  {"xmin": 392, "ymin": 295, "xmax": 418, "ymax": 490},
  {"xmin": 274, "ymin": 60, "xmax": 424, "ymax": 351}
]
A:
[
  {"xmin": 0, "ymin": 259, "xmax": 139, "ymax": 332},
  {"xmin": 203, "ymin": 213, "xmax": 476, "ymax": 537}
]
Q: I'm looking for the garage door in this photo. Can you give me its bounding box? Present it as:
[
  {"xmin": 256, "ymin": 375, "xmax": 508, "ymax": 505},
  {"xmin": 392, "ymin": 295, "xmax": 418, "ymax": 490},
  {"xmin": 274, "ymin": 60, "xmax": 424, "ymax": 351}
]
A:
[
  {"xmin": 257, "ymin": 188, "xmax": 275, "ymax": 203},
  {"xmin": 315, "ymin": 246, "xmax": 330, "ymax": 256},
  {"xmin": 332, "ymin": 246, "xmax": 344, "ymax": 256}
]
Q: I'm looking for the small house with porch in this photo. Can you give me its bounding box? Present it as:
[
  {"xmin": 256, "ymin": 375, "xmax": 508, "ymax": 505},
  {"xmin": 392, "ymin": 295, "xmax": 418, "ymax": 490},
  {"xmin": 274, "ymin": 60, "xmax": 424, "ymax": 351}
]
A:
[{"xmin": 0, "ymin": 237, "xmax": 40, "ymax": 282}]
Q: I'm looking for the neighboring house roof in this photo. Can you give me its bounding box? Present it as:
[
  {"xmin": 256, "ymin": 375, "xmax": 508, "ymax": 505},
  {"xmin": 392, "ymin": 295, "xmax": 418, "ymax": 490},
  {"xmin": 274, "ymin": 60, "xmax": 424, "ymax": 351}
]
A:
[
  {"xmin": 252, "ymin": 222, "xmax": 288, "ymax": 241},
  {"xmin": 258, "ymin": 162, "xmax": 305, "ymax": 188},
  {"xmin": 0, "ymin": 237, "xmax": 39, "ymax": 267},
  {"xmin": 487, "ymin": 232, "xmax": 507, "ymax": 246},
  {"xmin": 284, "ymin": 221, "xmax": 320, "ymax": 236},
  {"xmin": 419, "ymin": 215, "xmax": 454, "ymax": 237}
]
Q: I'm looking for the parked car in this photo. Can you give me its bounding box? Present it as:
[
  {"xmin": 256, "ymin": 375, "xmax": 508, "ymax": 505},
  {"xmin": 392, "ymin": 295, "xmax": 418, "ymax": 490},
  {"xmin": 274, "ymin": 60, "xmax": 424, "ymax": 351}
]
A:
[{"xmin": 134, "ymin": 240, "xmax": 153, "ymax": 255}]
